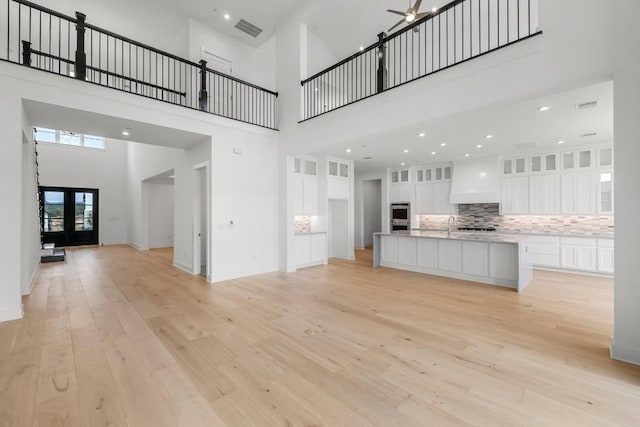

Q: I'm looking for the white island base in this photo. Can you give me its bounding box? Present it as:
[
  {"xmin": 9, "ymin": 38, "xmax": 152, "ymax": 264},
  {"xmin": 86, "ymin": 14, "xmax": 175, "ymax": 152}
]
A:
[{"xmin": 373, "ymin": 232, "xmax": 533, "ymax": 293}]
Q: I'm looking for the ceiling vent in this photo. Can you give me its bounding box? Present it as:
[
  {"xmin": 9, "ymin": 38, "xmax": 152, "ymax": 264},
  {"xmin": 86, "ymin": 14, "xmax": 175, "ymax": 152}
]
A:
[
  {"xmin": 576, "ymin": 100, "xmax": 598, "ymax": 111},
  {"xmin": 235, "ymin": 19, "xmax": 263, "ymax": 38},
  {"xmin": 580, "ymin": 132, "xmax": 598, "ymax": 138},
  {"xmin": 513, "ymin": 142, "xmax": 538, "ymax": 150},
  {"xmin": 363, "ymin": 156, "xmax": 373, "ymax": 160}
]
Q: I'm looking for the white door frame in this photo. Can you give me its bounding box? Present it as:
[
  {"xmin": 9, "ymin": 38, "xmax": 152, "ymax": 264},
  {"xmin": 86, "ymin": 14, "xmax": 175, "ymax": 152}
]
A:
[{"xmin": 193, "ymin": 161, "xmax": 211, "ymax": 281}]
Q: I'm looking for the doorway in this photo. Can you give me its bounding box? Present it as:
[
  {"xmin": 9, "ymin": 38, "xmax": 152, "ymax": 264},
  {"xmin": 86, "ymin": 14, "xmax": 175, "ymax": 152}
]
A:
[
  {"xmin": 39, "ymin": 186, "xmax": 99, "ymax": 247},
  {"xmin": 329, "ymin": 199, "xmax": 349, "ymax": 259},
  {"xmin": 193, "ymin": 163, "xmax": 209, "ymax": 279},
  {"xmin": 362, "ymin": 179, "xmax": 382, "ymax": 247}
]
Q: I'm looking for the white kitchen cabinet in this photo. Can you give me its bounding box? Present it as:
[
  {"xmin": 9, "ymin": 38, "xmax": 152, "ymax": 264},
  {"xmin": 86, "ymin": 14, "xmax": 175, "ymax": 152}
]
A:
[
  {"xmin": 502, "ymin": 157, "xmax": 528, "ymax": 176},
  {"xmin": 597, "ymin": 170, "xmax": 614, "ymax": 215},
  {"xmin": 529, "ymin": 174, "xmax": 561, "ymax": 214},
  {"xmin": 417, "ymin": 238, "xmax": 438, "ymax": 269},
  {"xmin": 380, "ymin": 235, "xmax": 398, "ymax": 264},
  {"xmin": 434, "ymin": 182, "xmax": 456, "ymax": 214},
  {"xmin": 438, "ymin": 240, "xmax": 462, "ymax": 273},
  {"xmin": 293, "ymin": 157, "xmax": 319, "ymax": 215},
  {"xmin": 489, "ymin": 243, "xmax": 518, "ymax": 281},
  {"xmin": 598, "ymin": 147, "xmax": 614, "ymax": 168},
  {"xmin": 310, "ymin": 234, "xmax": 326, "ymax": 265},
  {"xmin": 415, "ymin": 183, "xmax": 435, "ymax": 214},
  {"xmin": 561, "ymin": 237, "xmax": 597, "ymax": 272},
  {"xmin": 295, "ymin": 233, "xmax": 327, "ymax": 269},
  {"xmin": 390, "ymin": 184, "xmax": 412, "ymax": 203},
  {"xmin": 561, "ymin": 173, "xmax": 596, "ymax": 214},
  {"xmin": 462, "ymin": 241, "xmax": 489, "ymax": 277},
  {"xmin": 391, "ymin": 169, "xmax": 410, "ymax": 183},
  {"xmin": 528, "ymin": 236, "xmax": 561, "ymax": 268},
  {"xmin": 597, "ymin": 239, "xmax": 614, "ymax": 274},
  {"xmin": 501, "ymin": 177, "xmax": 529, "ymax": 214},
  {"xmin": 398, "ymin": 237, "xmax": 417, "ymax": 266},
  {"xmin": 563, "ymin": 149, "xmax": 593, "ymax": 171},
  {"xmin": 327, "ymin": 159, "xmax": 350, "ymax": 200}
]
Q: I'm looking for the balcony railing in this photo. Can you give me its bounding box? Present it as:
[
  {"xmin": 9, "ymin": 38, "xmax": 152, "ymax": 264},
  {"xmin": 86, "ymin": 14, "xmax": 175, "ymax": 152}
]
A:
[
  {"xmin": 300, "ymin": 0, "xmax": 541, "ymax": 122},
  {"xmin": 1, "ymin": 0, "xmax": 278, "ymax": 130}
]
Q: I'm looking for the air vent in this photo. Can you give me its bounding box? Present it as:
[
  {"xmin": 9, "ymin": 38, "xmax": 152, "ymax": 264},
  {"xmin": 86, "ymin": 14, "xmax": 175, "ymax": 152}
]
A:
[
  {"xmin": 235, "ymin": 19, "xmax": 263, "ymax": 38},
  {"xmin": 513, "ymin": 142, "xmax": 538, "ymax": 150},
  {"xmin": 363, "ymin": 157, "xmax": 373, "ymax": 160},
  {"xmin": 580, "ymin": 132, "xmax": 598, "ymax": 138},
  {"xmin": 576, "ymin": 100, "xmax": 598, "ymax": 111}
]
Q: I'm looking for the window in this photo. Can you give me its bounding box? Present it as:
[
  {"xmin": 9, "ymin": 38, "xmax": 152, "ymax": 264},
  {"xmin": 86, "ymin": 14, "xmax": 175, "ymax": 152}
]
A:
[{"xmin": 34, "ymin": 127, "xmax": 105, "ymax": 149}]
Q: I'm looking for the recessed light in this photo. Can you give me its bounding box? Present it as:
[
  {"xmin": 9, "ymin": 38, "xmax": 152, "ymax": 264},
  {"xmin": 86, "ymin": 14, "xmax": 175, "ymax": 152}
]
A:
[
  {"xmin": 431, "ymin": 151, "xmax": 437, "ymax": 156},
  {"xmin": 440, "ymin": 143, "xmax": 446, "ymax": 147},
  {"xmin": 480, "ymin": 172, "xmax": 487, "ymax": 177},
  {"xmin": 464, "ymin": 153, "xmax": 470, "ymax": 157},
  {"xmin": 556, "ymin": 140, "xmax": 565, "ymax": 144},
  {"xmin": 485, "ymin": 135, "xmax": 493, "ymax": 139},
  {"xmin": 419, "ymin": 132, "xmax": 426, "ymax": 137},
  {"xmin": 224, "ymin": 13, "xmax": 230, "ymax": 20},
  {"xmin": 538, "ymin": 106, "xmax": 551, "ymax": 112},
  {"xmin": 432, "ymin": 7, "xmax": 438, "ymax": 12},
  {"xmin": 476, "ymin": 144, "xmax": 483, "ymax": 149},
  {"xmin": 346, "ymin": 148, "xmax": 352, "ymax": 153},
  {"xmin": 122, "ymin": 129, "xmax": 130, "ymax": 136},
  {"xmin": 359, "ymin": 46, "xmax": 364, "ymax": 51},
  {"xmin": 401, "ymin": 162, "xmax": 406, "ymax": 166},
  {"xmin": 403, "ymin": 149, "xmax": 409, "ymax": 153}
]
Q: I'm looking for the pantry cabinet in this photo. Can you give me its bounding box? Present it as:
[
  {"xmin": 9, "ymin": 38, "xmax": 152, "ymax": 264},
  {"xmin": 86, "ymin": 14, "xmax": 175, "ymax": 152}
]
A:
[{"xmin": 293, "ymin": 157, "xmax": 318, "ymax": 215}]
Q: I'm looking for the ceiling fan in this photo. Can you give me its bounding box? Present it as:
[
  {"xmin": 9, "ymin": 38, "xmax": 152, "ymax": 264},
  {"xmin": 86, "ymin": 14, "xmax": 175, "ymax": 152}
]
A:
[{"xmin": 386, "ymin": 0, "xmax": 434, "ymax": 32}]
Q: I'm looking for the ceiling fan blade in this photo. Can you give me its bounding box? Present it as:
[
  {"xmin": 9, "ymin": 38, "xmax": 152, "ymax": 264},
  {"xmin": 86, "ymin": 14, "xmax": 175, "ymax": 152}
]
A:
[
  {"xmin": 412, "ymin": 0, "xmax": 423, "ymax": 13},
  {"xmin": 388, "ymin": 19, "xmax": 406, "ymax": 32},
  {"xmin": 386, "ymin": 9, "xmax": 408, "ymax": 16},
  {"xmin": 415, "ymin": 11, "xmax": 432, "ymax": 19}
]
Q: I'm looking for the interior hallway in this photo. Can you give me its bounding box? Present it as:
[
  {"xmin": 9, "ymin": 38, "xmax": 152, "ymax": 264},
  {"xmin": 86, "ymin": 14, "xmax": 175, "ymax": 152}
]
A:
[{"xmin": 1, "ymin": 246, "xmax": 639, "ymax": 426}]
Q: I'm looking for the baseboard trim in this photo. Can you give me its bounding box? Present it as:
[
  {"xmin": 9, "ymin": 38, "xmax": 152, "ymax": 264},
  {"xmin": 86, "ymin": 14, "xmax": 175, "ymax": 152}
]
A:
[
  {"xmin": 610, "ymin": 338, "xmax": 640, "ymax": 366},
  {"xmin": 173, "ymin": 259, "xmax": 193, "ymax": 274},
  {"xmin": 149, "ymin": 244, "xmax": 174, "ymax": 249},
  {"xmin": 24, "ymin": 261, "xmax": 41, "ymax": 296},
  {"xmin": 533, "ymin": 266, "xmax": 613, "ymax": 278},
  {"xmin": 0, "ymin": 304, "xmax": 23, "ymax": 323},
  {"xmin": 127, "ymin": 241, "xmax": 149, "ymax": 251}
]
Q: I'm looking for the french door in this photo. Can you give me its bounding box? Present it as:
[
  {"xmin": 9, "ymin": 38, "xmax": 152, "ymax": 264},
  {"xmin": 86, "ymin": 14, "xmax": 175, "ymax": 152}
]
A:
[{"xmin": 39, "ymin": 187, "xmax": 99, "ymax": 247}]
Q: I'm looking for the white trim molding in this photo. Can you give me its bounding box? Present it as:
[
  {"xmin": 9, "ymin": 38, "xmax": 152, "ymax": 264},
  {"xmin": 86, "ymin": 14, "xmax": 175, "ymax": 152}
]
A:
[
  {"xmin": 172, "ymin": 259, "xmax": 193, "ymax": 274},
  {"xmin": 0, "ymin": 304, "xmax": 23, "ymax": 323}
]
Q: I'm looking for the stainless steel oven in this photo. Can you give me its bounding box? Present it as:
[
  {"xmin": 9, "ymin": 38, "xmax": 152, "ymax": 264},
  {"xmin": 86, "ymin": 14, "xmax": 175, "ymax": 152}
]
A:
[{"xmin": 390, "ymin": 203, "xmax": 410, "ymax": 231}]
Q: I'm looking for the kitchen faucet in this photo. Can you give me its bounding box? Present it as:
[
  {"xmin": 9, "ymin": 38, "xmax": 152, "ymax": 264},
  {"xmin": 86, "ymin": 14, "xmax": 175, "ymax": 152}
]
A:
[{"xmin": 447, "ymin": 216, "xmax": 456, "ymax": 235}]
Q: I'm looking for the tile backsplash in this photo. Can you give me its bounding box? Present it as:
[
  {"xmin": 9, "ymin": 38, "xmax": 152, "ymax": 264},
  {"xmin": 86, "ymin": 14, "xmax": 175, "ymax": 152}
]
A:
[
  {"xmin": 295, "ymin": 216, "xmax": 311, "ymax": 234},
  {"xmin": 418, "ymin": 204, "xmax": 614, "ymax": 237}
]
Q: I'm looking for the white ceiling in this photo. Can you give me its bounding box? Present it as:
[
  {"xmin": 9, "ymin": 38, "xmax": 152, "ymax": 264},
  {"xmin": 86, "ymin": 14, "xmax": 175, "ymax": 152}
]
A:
[
  {"xmin": 153, "ymin": 0, "xmax": 301, "ymax": 49},
  {"xmin": 22, "ymin": 100, "xmax": 210, "ymax": 149},
  {"xmin": 312, "ymin": 80, "xmax": 614, "ymax": 173}
]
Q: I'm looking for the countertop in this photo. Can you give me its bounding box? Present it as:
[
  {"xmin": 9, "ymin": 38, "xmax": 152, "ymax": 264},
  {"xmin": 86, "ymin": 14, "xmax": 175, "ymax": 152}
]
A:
[
  {"xmin": 415, "ymin": 228, "xmax": 614, "ymax": 239},
  {"xmin": 376, "ymin": 230, "xmax": 530, "ymax": 244}
]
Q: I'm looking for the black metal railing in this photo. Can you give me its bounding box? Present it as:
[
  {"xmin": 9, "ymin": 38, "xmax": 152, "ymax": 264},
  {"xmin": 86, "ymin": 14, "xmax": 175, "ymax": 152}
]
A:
[
  {"xmin": 300, "ymin": 0, "xmax": 541, "ymax": 121},
  {"xmin": 2, "ymin": 0, "xmax": 278, "ymax": 130}
]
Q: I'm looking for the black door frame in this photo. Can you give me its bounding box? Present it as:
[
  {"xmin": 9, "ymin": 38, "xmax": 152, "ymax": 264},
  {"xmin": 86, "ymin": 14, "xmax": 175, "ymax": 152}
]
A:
[{"xmin": 39, "ymin": 186, "xmax": 99, "ymax": 247}]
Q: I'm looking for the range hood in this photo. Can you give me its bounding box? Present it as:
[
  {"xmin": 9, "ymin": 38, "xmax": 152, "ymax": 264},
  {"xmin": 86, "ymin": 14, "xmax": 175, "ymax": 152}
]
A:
[{"xmin": 450, "ymin": 156, "xmax": 500, "ymax": 204}]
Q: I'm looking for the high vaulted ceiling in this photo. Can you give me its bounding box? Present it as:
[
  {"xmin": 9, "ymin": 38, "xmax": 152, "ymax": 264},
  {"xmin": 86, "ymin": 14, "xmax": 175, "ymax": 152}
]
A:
[{"xmin": 313, "ymin": 81, "xmax": 614, "ymax": 173}]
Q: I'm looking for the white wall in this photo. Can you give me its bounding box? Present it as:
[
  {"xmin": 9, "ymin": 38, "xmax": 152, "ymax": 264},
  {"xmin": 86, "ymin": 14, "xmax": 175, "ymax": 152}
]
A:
[
  {"xmin": 38, "ymin": 138, "xmax": 128, "ymax": 245},
  {"xmin": 20, "ymin": 109, "xmax": 40, "ymax": 297},
  {"xmin": 147, "ymin": 182, "xmax": 174, "ymax": 248},
  {"xmin": 307, "ymin": 31, "xmax": 337, "ymax": 77},
  {"xmin": 362, "ymin": 179, "xmax": 382, "ymax": 247},
  {"xmin": 611, "ymin": 0, "xmax": 640, "ymax": 366},
  {"xmin": 188, "ymin": 19, "xmax": 277, "ymax": 90},
  {"xmin": 329, "ymin": 199, "xmax": 348, "ymax": 259},
  {"xmin": 354, "ymin": 169, "xmax": 389, "ymax": 250}
]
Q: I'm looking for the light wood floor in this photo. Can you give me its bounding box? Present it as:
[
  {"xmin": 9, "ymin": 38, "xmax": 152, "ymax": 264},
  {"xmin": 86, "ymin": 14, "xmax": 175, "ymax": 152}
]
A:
[{"xmin": 1, "ymin": 246, "xmax": 639, "ymax": 426}]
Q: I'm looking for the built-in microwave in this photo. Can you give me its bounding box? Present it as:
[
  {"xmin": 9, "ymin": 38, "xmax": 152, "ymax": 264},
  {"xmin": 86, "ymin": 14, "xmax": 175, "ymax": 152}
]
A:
[{"xmin": 390, "ymin": 203, "xmax": 410, "ymax": 231}]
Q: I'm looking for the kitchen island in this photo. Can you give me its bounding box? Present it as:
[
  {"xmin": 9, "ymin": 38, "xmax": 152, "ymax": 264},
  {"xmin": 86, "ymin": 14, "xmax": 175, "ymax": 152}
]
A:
[{"xmin": 373, "ymin": 231, "xmax": 533, "ymax": 292}]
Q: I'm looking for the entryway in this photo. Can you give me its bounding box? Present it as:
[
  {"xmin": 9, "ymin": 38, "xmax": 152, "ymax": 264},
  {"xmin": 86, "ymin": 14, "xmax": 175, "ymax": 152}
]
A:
[
  {"xmin": 39, "ymin": 186, "xmax": 99, "ymax": 247},
  {"xmin": 193, "ymin": 163, "xmax": 210, "ymax": 279}
]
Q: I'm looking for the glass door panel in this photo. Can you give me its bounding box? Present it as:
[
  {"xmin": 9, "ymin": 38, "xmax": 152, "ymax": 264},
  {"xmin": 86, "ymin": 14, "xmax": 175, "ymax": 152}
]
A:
[
  {"xmin": 40, "ymin": 187, "xmax": 98, "ymax": 247},
  {"xmin": 43, "ymin": 191, "xmax": 65, "ymax": 232}
]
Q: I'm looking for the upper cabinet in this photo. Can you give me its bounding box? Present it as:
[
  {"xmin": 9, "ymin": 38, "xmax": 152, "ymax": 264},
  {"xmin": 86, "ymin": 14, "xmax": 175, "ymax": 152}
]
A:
[
  {"xmin": 502, "ymin": 156, "xmax": 528, "ymax": 176},
  {"xmin": 328, "ymin": 158, "xmax": 351, "ymax": 200},
  {"xmin": 414, "ymin": 163, "xmax": 455, "ymax": 214},
  {"xmin": 293, "ymin": 156, "xmax": 318, "ymax": 215},
  {"xmin": 390, "ymin": 168, "xmax": 412, "ymax": 203},
  {"xmin": 499, "ymin": 145, "xmax": 613, "ymax": 216},
  {"xmin": 562, "ymin": 149, "xmax": 593, "ymax": 171}
]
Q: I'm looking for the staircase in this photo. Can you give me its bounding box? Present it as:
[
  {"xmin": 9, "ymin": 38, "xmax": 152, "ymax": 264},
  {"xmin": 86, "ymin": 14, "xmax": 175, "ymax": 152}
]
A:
[{"xmin": 35, "ymin": 140, "xmax": 65, "ymax": 263}]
